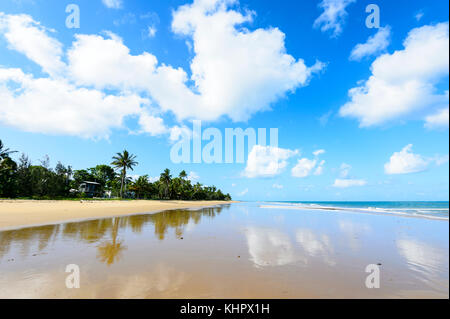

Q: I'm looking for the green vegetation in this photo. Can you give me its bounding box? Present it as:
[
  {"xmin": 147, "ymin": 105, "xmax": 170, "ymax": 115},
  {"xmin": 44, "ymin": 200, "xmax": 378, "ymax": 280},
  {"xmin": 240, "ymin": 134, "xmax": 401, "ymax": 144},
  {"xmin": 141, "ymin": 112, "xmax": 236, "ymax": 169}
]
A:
[{"xmin": 0, "ymin": 139, "xmax": 231, "ymax": 201}]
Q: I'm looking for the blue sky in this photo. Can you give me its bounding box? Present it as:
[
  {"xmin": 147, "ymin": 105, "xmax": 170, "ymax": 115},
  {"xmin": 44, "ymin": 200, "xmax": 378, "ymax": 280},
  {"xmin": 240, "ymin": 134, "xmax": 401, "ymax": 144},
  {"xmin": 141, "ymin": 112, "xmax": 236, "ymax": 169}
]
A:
[{"xmin": 0, "ymin": 0, "xmax": 448, "ymax": 201}]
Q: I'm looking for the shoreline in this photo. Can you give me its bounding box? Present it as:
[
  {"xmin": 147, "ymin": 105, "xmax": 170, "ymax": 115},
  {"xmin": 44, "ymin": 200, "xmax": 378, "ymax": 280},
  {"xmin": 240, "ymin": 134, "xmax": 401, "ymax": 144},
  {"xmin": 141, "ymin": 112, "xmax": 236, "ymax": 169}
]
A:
[
  {"xmin": 0, "ymin": 199, "xmax": 235, "ymax": 231},
  {"xmin": 259, "ymin": 204, "xmax": 450, "ymax": 221}
]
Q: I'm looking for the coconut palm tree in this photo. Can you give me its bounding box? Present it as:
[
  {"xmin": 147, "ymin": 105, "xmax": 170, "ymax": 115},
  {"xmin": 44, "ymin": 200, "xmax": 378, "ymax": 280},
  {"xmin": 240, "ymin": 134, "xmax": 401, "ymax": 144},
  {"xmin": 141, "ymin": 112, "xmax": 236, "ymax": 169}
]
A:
[
  {"xmin": 179, "ymin": 170, "xmax": 187, "ymax": 180},
  {"xmin": 111, "ymin": 150, "xmax": 138, "ymax": 198},
  {"xmin": 0, "ymin": 139, "xmax": 17, "ymax": 159},
  {"xmin": 159, "ymin": 168, "xmax": 172, "ymax": 199}
]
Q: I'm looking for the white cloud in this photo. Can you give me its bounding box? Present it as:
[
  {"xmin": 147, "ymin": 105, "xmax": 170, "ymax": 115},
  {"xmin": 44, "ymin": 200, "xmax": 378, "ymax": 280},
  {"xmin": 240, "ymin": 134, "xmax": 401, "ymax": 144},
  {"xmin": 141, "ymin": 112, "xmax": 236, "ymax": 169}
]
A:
[
  {"xmin": 425, "ymin": 107, "xmax": 449, "ymax": 129},
  {"xmin": 138, "ymin": 112, "xmax": 168, "ymax": 136},
  {"xmin": 169, "ymin": 0, "xmax": 324, "ymax": 121},
  {"xmin": 168, "ymin": 125, "xmax": 192, "ymax": 143},
  {"xmin": 1, "ymin": 5, "xmax": 323, "ymax": 138},
  {"xmin": 350, "ymin": 26, "xmax": 391, "ymax": 61},
  {"xmin": 340, "ymin": 22, "xmax": 450, "ymax": 127},
  {"xmin": 147, "ymin": 26, "xmax": 157, "ymax": 37},
  {"xmin": 243, "ymin": 145, "xmax": 298, "ymax": 178},
  {"xmin": 292, "ymin": 158, "xmax": 317, "ymax": 178},
  {"xmin": 313, "ymin": 0, "xmax": 356, "ymax": 37},
  {"xmin": 384, "ymin": 144, "xmax": 429, "ymax": 175},
  {"xmin": 0, "ymin": 13, "xmax": 65, "ymax": 76},
  {"xmin": 0, "ymin": 68, "xmax": 145, "ymax": 139},
  {"xmin": 0, "ymin": 14, "xmax": 156, "ymax": 139},
  {"xmin": 102, "ymin": 0, "xmax": 122, "ymax": 9},
  {"xmin": 272, "ymin": 183, "xmax": 283, "ymax": 189},
  {"xmin": 313, "ymin": 149, "xmax": 326, "ymax": 156},
  {"xmin": 148, "ymin": 176, "xmax": 160, "ymax": 183},
  {"xmin": 292, "ymin": 151, "xmax": 325, "ymax": 178},
  {"xmin": 333, "ymin": 179, "xmax": 367, "ymax": 188},
  {"xmin": 187, "ymin": 171, "xmax": 199, "ymax": 182},
  {"xmin": 68, "ymin": 1, "xmax": 324, "ymax": 122},
  {"xmin": 67, "ymin": 32, "xmax": 159, "ymax": 90}
]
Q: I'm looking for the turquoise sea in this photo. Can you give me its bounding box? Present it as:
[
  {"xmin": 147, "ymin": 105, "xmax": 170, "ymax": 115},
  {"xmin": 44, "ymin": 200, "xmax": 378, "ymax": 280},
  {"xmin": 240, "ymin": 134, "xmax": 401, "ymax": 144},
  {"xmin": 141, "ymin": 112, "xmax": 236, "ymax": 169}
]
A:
[{"xmin": 263, "ymin": 201, "xmax": 449, "ymax": 220}]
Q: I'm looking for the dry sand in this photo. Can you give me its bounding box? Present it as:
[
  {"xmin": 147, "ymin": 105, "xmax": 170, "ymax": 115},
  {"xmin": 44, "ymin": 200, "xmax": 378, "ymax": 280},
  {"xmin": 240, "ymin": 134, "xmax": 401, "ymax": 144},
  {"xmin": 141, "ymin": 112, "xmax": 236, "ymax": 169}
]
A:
[{"xmin": 0, "ymin": 199, "xmax": 233, "ymax": 230}]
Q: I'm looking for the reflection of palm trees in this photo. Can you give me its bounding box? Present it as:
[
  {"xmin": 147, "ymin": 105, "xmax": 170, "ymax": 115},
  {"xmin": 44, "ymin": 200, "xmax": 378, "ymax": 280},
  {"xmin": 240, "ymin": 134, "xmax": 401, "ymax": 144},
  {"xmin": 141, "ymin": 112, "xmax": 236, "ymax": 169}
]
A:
[
  {"xmin": 97, "ymin": 218, "xmax": 126, "ymax": 266},
  {"xmin": 0, "ymin": 206, "xmax": 226, "ymax": 262}
]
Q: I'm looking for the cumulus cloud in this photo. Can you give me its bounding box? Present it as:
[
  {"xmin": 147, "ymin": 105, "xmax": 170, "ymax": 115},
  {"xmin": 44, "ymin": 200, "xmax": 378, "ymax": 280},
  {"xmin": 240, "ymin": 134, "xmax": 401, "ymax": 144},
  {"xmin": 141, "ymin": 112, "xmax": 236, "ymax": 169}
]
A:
[
  {"xmin": 291, "ymin": 151, "xmax": 325, "ymax": 178},
  {"xmin": 68, "ymin": 1, "xmax": 324, "ymax": 122},
  {"xmin": 0, "ymin": 13, "xmax": 65, "ymax": 77},
  {"xmin": 333, "ymin": 178, "xmax": 367, "ymax": 188},
  {"xmin": 292, "ymin": 158, "xmax": 316, "ymax": 178},
  {"xmin": 292, "ymin": 159, "xmax": 325, "ymax": 178},
  {"xmin": 243, "ymin": 145, "xmax": 298, "ymax": 178},
  {"xmin": 0, "ymin": 68, "xmax": 145, "ymax": 139},
  {"xmin": 384, "ymin": 144, "xmax": 429, "ymax": 175},
  {"xmin": 138, "ymin": 111, "xmax": 168, "ymax": 136},
  {"xmin": 0, "ymin": 14, "xmax": 154, "ymax": 139},
  {"xmin": 0, "ymin": 1, "xmax": 324, "ymax": 138},
  {"xmin": 340, "ymin": 22, "xmax": 450, "ymax": 127},
  {"xmin": 350, "ymin": 26, "xmax": 391, "ymax": 61},
  {"xmin": 313, "ymin": 0, "xmax": 356, "ymax": 37},
  {"xmin": 169, "ymin": 0, "xmax": 324, "ymax": 121},
  {"xmin": 425, "ymin": 107, "xmax": 449, "ymax": 129},
  {"xmin": 102, "ymin": 0, "xmax": 122, "ymax": 9}
]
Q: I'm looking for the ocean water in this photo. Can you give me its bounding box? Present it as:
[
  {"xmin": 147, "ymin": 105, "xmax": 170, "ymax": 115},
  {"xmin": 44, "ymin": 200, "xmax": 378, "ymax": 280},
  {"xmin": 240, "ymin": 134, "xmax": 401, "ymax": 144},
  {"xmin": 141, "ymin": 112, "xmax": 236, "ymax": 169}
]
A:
[{"xmin": 262, "ymin": 201, "xmax": 450, "ymax": 220}]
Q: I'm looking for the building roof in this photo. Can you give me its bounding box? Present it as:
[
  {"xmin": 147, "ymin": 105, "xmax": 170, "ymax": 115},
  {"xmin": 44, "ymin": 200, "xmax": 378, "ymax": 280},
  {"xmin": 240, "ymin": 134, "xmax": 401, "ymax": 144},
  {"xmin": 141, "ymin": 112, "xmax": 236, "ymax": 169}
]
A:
[{"xmin": 81, "ymin": 181, "xmax": 101, "ymax": 185}]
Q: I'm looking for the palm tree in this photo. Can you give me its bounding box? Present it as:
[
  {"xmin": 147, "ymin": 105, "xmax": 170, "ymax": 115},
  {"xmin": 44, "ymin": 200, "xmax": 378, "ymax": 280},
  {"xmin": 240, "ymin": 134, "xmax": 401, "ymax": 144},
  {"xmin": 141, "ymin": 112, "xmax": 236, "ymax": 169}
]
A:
[
  {"xmin": 179, "ymin": 170, "xmax": 187, "ymax": 180},
  {"xmin": 159, "ymin": 168, "xmax": 172, "ymax": 199},
  {"xmin": 0, "ymin": 139, "xmax": 17, "ymax": 159},
  {"xmin": 111, "ymin": 150, "xmax": 138, "ymax": 198}
]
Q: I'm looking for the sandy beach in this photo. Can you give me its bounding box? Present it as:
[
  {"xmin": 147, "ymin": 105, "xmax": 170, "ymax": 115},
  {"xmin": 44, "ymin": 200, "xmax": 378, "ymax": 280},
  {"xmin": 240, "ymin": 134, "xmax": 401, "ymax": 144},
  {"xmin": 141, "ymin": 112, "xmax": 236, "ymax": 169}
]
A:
[
  {"xmin": 0, "ymin": 200, "xmax": 233, "ymax": 230},
  {"xmin": 0, "ymin": 202, "xmax": 448, "ymax": 298}
]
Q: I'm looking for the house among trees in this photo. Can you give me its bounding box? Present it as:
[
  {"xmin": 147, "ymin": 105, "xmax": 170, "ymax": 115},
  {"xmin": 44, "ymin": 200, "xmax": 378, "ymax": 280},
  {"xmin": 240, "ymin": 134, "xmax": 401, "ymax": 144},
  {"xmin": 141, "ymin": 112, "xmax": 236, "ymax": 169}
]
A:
[{"xmin": 79, "ymin": 181, "xmax": 101, "ymax": 198}]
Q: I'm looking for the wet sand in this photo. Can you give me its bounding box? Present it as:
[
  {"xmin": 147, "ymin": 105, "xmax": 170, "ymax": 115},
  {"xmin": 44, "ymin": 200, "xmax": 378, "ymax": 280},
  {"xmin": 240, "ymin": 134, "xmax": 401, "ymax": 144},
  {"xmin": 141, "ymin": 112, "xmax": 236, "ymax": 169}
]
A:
[
  {"xmin": 0, "ymin": 200, "xmax": 233, "ymax": 230},
  {"xmin": 0, "ymin": 202, "xmax": 448, "ymax": 298}
]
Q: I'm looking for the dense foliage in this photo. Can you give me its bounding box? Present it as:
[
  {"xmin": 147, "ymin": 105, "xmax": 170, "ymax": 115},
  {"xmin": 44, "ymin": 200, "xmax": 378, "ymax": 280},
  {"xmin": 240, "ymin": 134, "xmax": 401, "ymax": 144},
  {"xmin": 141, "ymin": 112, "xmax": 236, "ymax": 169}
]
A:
[{"xmin": 0, "ymin": 139, "xmax": 231, "ymax": 201}]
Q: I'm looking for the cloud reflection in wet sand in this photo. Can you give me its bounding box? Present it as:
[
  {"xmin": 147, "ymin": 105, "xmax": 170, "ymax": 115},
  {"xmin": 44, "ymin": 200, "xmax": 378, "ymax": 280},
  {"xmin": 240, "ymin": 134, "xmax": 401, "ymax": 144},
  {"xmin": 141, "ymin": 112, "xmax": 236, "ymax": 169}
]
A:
[
  {"xmin": 244, "ymin": 227, "xmax": 301, "ymax": 267},
  {"xmin": 338, "ymin": 220, "xmax": 371, "ymax": 252},
  {"xmin": 396, "ymin": 238, "xmax": 449, "ymax": 292},
  {"xmin": 295, "ymin": 229, "xmax": 335, "ymax": 266}
]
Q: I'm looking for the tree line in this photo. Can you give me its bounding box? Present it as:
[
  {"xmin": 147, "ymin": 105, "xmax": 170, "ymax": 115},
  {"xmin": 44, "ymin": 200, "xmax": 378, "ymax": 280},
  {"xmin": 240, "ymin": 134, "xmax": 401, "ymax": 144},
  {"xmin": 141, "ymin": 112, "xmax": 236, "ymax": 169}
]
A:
[{"xmin": 0, "ymin": 139, "xmax": 231, "ymax": 201}]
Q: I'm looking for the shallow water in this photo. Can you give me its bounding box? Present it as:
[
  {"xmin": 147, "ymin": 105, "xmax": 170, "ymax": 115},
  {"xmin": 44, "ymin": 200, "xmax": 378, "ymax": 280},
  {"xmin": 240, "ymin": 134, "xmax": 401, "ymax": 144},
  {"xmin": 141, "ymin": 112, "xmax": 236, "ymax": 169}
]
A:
[{"xmin": 0, "ymin": 202, "xmax": 448, "ymax": 298}]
